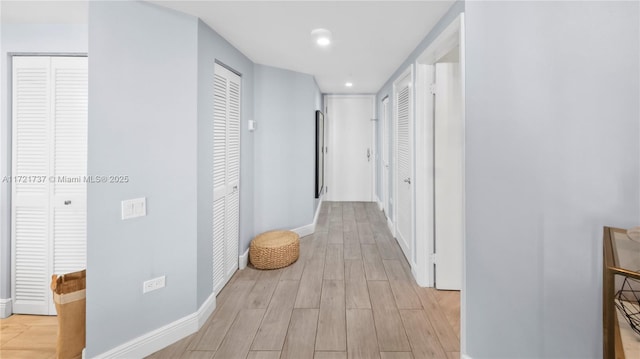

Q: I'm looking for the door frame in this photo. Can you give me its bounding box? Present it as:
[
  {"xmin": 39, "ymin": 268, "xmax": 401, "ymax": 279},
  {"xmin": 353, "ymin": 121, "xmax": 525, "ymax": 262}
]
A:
[
  {"xmin": 10, "ymin": 54, "xmax": 89, "ymax": 315},
  {"xmin": 1, "ymin": 53, "xmax": 86, "ymax": 317},
  {"xmin": 381, "ymin": 97, "xmax": 390, "ymax": 217},
  {"xmin": 212, "ymin": 62, "xmax": 242, "ymax": 296},
  {"xmin": 392, "ymin": 65, "xmax": 414, "ymax": 268},
  {"xmin": 323, "ymin": 94, "xmax": 376, "ymax": 202},
  {"xmin": 414, "ymin": 12, "xmax": 466, "ymax": 352}
]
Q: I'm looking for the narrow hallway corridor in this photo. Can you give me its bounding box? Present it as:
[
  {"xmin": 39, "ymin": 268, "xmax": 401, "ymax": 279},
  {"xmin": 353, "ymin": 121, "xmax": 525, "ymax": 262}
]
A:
[{"xmin": 149, "ymin": 202, "xmax": 460, "ymax": 359}]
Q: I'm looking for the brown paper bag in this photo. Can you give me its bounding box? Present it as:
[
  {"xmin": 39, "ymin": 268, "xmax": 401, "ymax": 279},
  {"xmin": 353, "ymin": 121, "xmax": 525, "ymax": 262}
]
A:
[{"xmin": 51, "ymin": 269, "xmax": 86, "ymax": 359}]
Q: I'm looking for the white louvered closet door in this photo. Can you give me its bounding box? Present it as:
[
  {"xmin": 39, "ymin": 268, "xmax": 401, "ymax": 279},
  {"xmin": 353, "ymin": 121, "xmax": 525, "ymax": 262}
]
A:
[
  {"xmin": 11, "ymin": 56, "xmax": 87, "ymax": 315},
  {"xmin": 394, "ymin": 68, "xmax": 413, "ymax": 264},
  {"xmin": 212, "ymin": 64, "xmax": 241, "ymax": 295}
]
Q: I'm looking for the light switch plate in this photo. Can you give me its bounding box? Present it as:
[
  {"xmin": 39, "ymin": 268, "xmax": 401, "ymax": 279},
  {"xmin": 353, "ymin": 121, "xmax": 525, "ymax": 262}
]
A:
[{"xmin": 122, "ymin": 197, "xmax": 146, "ymax": 220}]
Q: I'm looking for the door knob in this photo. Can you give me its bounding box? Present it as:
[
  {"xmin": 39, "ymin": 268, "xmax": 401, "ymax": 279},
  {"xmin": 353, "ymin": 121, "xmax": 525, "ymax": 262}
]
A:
[
  {"xmin": 64, "ymin": 200, "xmax": 72, "ymax": 205},
  {"xmin": 403, "ymin": 178, "xmax": 411, "ymax": 184},
  {"xmin": 367, "ymin": 149, "xmax": 371, "ymax": 162}
]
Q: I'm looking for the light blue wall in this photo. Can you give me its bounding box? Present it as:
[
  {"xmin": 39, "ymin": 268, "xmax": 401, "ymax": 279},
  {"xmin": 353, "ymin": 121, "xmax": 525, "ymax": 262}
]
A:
[
  {"xmin": 375, "ymin": 0, "xmax": 465, "ymax": 220},
  {"xmin": 196, "ymin": 19, "xmax": 255, "ymax": 306},
  {"xmin": 87, "ymin": 2, "xmax": 199, "ymax": 356},
  {"xmin": 88, "ymin": 2, "xmax": 322, "ymax": 354},
  {"xmin": 254, "ymin": 64, "xmax": 322, "ymax": 235},
  {"xmin": 464, "ymin": 1, "xmax": 639, "ymax": 357},
  {"xmin": 0, "ymin": 23, "xmax": 88, "ymax": 309}
]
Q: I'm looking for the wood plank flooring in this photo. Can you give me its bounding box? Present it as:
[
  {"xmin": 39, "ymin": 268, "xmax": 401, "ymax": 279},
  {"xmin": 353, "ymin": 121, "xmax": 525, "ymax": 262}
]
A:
[
  {"xmin": 148, "ymin": 201, "xmax": 459, "ymax": 359},
  {"xmin": 0, "ymin": 314, "xmax": 57, "ymax": 359}
]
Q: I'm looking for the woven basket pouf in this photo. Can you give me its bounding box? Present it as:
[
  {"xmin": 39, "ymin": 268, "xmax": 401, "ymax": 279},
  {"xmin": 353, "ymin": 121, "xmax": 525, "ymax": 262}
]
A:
[{"xmin": 250, "ymin": 230, "xmax": 300, "ymax": 269}]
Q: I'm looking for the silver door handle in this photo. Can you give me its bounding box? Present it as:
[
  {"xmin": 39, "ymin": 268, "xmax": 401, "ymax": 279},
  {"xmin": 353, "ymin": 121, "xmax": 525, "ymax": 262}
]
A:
[
  {"xmin": 233, "ymin": 185, "xmax": 238, "ymax": 192},
  {"xmin": 367, "ymin": 149, "xmax": 371, "ymax": 162},
  {"xmin": 64, "ymin": 200, "xmax": 72, "ymax": 205},
  {"xmin": 403, "ymin": 178, "xmax": 411, "ymax": 184}
]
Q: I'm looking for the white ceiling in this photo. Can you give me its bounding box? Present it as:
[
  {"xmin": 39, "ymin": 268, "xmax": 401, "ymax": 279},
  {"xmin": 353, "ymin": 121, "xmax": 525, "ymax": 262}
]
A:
[
  {"xmin": 1, "ymin": 1, "xmax": 88, "ymax": 24},
  {"xmin": 152, "ymin": 1, "xmax": 455, "ymax": 93},
  {"xmin": 1, "ymin": 0, "xmax": 455, "ymax": 94}
]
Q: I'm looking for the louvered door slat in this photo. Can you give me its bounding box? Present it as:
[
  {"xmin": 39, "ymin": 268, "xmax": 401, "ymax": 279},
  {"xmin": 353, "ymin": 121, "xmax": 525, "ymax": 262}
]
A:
[
  {"xmin": 212, "ymin": 64, "xmax": 241, "ymax": 295},
  {"xmin": 213, "ymin": 74, "xmax": 227, "ymax": 193},
  {"xmin": 53, "ymin": 59, "xmax": 88, "ymax": 197},
  {"xmin": 14, "ymin": 207, "xmax": 48, "ymax": 314},
  {"xmin": 50, "ymin": 57, "xmax": 88, "ymax": 314},
  {"xmin": 12, "ymin": 56, "xmax": 87, "ymax": 315},
  {"xmin": 51, "ymin": 57, "xmax": 88, "ymax": 286},
  {"xmin": 397, "ymin": 87, "xmax": 410, "ymax": 178},
  {"xmin": 53, "ymin": 209, "xmax": 86, "ymax": 274},
  {"xmin": 13, "ymin": 62, "xmax": 50, "ymax": 196},
  {"xmin": 225, "ymin": 191, "xmax": 239, "ymax": 277},
  {"xmin": 212, "ymin": 197, "xmax": 226, "ymax": 294},
  {"xmin": 227, "ymin": 81, "xmax": 241, "ymax": 184},
  {"xmin": 12, "ymin": 57, "xmax": 51, "ymax": 315},
  {"xmin": 225, "ymin": 74, "xmax": 241, "ymax": 278},
  {"xmin": 394, "ymin": 68, "xmax": 413, "ymax": 263}
]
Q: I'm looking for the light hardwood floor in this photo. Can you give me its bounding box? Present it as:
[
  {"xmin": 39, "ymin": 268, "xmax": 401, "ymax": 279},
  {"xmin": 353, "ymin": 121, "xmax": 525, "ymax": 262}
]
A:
[
  {"xmin": 0, "ymin": 314, "xmax": 57, "ymax": 359},
  {"xmin": 0, "ymin": 202, "xmax": 459, "ymax": 359},
  {"xmin": 149, "ymin": 202, "xmax": 460, "ymax": 359}
]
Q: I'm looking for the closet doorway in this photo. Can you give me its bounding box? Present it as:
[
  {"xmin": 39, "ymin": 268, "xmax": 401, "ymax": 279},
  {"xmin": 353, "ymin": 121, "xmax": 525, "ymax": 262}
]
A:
[
  {"xmin": 11, "ymin": 56, "xmax": 88, "ymax": 315},
  {"xmin": 212, "ymin": 63, "xmax": 241, "ymax": 295}
]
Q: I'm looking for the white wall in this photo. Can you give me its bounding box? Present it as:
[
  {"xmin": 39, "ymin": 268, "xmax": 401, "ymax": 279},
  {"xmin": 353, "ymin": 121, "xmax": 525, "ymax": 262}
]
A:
[
  {"xmin": 464, "ymin": 1, "xmax": 639, "ymax": 357},
  {"xmin": 0, "ymin": 22, "xmax": 88, "ymax": 315},
  {"xmin": 253, "ymin": 64, "xmax": 322, "ymax": 235},
  {"xmin": 87, "ymin": 2, "xmax": 199, "ymax": 356}
]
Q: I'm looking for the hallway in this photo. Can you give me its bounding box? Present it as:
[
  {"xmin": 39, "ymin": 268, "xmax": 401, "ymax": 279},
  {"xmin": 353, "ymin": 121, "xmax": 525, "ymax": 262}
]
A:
[{"xmin": 149, "ymin": 202, "xmax": 459, "ymax": 359}]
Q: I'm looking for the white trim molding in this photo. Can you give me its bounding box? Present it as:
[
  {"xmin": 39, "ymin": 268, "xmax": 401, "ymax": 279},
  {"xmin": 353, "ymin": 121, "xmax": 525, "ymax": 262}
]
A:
[
  {"xmin": 291, "ymin": 198, "xmax": 323, "ymax": 238},
  {"xmin": 291, "ymin": 223, "xmax": 315, "ymax": 238},
  {"xmin": 461, "ymin": 354, "xmax": 473, "ymax": 359},
  {"xmin": 239, "ymin": 249, "xmax": 249, "ymax": 270},
  {"xmin": 92, "ymin": 293, "xmax": 216, "ymax": 359},
  {"xmin": 0, "ymin": 298, "xmax": 12, "ymax": 318},
  {"xmin": 387, "ymin": 217, "xmax": 395, "ymax": 237},
  {"xmin": 375, "ymin": 195, "xmax": 383, "ymax": 211},
  {"xmin": 197, "ymin": 292, "xmax": 216, "ymax": 328}
]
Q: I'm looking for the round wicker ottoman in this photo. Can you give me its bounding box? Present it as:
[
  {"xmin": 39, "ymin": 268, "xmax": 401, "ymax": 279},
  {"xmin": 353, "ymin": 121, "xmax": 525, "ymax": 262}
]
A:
[{"xmin": 250, "ymin": 230, "xmax": 300, "ymax": 269}]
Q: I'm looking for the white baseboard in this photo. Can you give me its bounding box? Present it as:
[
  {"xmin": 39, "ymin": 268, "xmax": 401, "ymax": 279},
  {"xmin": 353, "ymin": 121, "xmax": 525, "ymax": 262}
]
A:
[
  {"xmin": 291, "ymin": 223, "xmax": 314, "ymax": 238},
  {"xmin": 313, "ymin": 198, "xmax": 323, "ymax": 225},
  {"xmin": 291, "ymin": 198, "xmax": 323, "ymax": 238},
  {"xmin": 239, "ymin": 248, "xmax": 249, "ymax": 270},
  {"xmin": 461, "ymin": 354, "xmax": 472, "ymax": 359},
  {"xmin": 387, "ymin": 217, "xmax": 395, "ymax": 237},
  {"xmin": 377, "ymin": 199, "xmax": 383, "ymax": 211},
  {"xmin": 197, "ymin": 292, "xmax": 216, "ymax": 328},
  {"xmin": 92, "ymin": 293, "xmax": 216, "ymax": 359},
  {"xmin": 0, "ymin": 298, "xmax": 12, "ymax": 318}
]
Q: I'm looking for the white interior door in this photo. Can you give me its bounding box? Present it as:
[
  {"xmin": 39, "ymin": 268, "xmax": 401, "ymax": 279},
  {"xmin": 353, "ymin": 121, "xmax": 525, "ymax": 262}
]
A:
[
  {"xmin": 12, "ymin": 56, "xmax": 87, "ymax": 315},
  {"xmin": 381, "ymin": 98, "xmax": 390, "ymax": 217},
  {"xmin": 326, "ymin": 96, "xmax": 373, "ymax": 202},
  {"xmin": 394, "ymin": 68, "xmax": 414, "ymax": 263},
  {"xmin": 212, "ymin": 63, "xmax": 241, "ymax": 295},
  {"xmin": 434, "ymin": 62, "xmax": 463, "ymax": 290}
]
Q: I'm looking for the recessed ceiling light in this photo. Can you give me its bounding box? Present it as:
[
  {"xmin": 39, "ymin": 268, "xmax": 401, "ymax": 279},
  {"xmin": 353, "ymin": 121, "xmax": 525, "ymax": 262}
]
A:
[
  {"xmin": 345, "ymin": 82, "xmax": 353, "ymax": 87},
  {"xmin": 311, "ymin": 28, "xmax": 332, "ymax": 47}
]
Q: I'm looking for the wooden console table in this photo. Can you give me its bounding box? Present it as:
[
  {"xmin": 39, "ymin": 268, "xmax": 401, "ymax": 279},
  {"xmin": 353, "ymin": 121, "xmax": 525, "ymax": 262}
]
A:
[{"xmin": 603, "ymin": 226, "xmax": 640, "ymax": 359}]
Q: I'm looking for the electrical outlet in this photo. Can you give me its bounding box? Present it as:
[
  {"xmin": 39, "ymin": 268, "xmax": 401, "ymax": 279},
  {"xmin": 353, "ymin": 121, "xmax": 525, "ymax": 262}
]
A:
[
  {"xmin": 143, "ymin": 276, "xmax": 165, "ymax": 293},
  {"xmin": 122, "ymin": 197, "xmax": 146, "ymax": 220}
]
